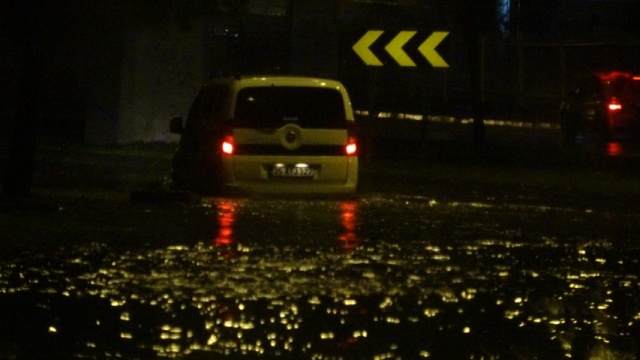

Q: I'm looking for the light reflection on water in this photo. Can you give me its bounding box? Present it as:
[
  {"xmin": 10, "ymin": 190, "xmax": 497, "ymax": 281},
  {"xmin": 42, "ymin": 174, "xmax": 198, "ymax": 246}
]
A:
[
  {"xmin": 603, "ymin": 140, "xmax": 640, "ymax": 158},
  {"xmin": 214, "ymin": 199, "xmax": 237, "ymax": 247},
  {"xmin": 607, "ymin": 141, "xmax": 624, "ymax": 157},
  {"xmin": 0, "ymin": 196, "xmax": 639, "ymax": 358},
  {"xmin": 210, "ymin": 199, "xmax": 360, "ymax": 251},
  {"xmin": 338, "ymin": 201, "xmax": 358, "ymax": 249}
]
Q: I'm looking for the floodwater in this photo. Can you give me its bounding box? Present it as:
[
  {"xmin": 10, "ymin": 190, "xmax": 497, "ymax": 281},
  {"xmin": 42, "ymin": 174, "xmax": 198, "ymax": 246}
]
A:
[{"xmin": 1, "ymin": 193, "xmax": 639, "ymax": 359}]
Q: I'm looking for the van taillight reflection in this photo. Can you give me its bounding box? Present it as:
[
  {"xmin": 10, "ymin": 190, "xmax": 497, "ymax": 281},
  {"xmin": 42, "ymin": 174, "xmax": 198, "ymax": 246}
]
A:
[
  {"xmin": 215, "ymin": 200, "xmax": 236, "ymax": 246},
  {"xmin": 607, "ymin": 142, "xmax": 623, "ymax": 157},
  {"xmin": 339, "ymin": 201, "xmax": 358, "ymax": 249}
]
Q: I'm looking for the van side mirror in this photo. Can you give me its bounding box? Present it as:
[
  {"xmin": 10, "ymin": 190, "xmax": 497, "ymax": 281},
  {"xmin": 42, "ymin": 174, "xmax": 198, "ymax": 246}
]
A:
[{"xmin": 170, "ymin": 117, "xmax": 184, "ymax": 134}]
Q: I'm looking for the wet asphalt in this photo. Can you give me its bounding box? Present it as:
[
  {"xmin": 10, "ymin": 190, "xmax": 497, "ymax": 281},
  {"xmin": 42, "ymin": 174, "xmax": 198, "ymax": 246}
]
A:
[{"xmin": 1, "ymin": 123, "xmax": 640, "ymax": 359}]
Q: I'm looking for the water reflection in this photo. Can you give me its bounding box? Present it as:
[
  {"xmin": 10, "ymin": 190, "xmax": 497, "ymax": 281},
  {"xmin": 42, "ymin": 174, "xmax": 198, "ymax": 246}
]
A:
[
  {"xmin": 210, "ymin": 199, "xmax": 359, "ymax": 250},
  {"xmin": 338, "ymin": 201, "xmax": 359, "ymax": 249},
  {"xmin": 214, "ymin": 200, "xmax": 236, "ymax": 247},
  {"xmin": 2, "ymin": 197, "xmax": 638, "ymax": 358},
  {"xmin": 607, "ymin": 141, "xmax": 623, "ymax": 157},
  {"xmin": 602, "ymin": 140, "xmax": 640, "ymax": 158}
]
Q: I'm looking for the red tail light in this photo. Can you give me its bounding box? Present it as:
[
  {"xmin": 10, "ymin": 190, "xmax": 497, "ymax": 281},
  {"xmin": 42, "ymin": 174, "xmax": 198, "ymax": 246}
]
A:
[
  {"xmin": 345, "ymin": 122, "xmax": 358, "ymax": 156},
  {"xmin": 608, "ymin": 97, "xmax": 622, "ymax": 112},
  {"xmin": 221, "ymin": 135, "xmax": 234, "ymax": 155},
  {"xmin": 345, "ymin": 137, "xmax": 357, "ymax": 156}
]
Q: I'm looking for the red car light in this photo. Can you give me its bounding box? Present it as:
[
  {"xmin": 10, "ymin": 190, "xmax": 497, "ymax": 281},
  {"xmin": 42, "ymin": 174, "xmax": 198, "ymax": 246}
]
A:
[
  {"xmin": 608, "ymin": 97, "xmax": 622, "ymax": 112},
  {"xmin": 345, "ymin": 137, "xmax": 357, "ymax": 156},
  {"xmin": 221, "ymin": 135, "xmax": 234, "ymax": 155}
]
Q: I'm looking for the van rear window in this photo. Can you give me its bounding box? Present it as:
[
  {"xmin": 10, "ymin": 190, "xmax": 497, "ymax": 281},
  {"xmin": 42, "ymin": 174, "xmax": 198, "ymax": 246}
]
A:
[{"xmin": 234, "ymin": 87, "xmax": 346, "ymax": 129}]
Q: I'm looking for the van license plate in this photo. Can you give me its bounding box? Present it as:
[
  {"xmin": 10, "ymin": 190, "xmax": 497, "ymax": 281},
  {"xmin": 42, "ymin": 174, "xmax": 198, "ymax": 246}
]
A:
[{"xmin": 271, "ymin": 165, "xmax": 315, "ymax": 178}]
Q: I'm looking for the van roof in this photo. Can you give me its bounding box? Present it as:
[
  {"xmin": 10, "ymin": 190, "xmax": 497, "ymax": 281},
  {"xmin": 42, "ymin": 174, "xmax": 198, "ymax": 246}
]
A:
[{"xmin": 205, "ymin": 75, "xmax": 347, "ymax": 91}]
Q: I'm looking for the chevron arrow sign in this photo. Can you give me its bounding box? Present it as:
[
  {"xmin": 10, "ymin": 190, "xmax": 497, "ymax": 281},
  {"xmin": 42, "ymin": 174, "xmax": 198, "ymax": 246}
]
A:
[{"xmin": 352, "ymin": 30, "xmax": 449, "ymax": 67}]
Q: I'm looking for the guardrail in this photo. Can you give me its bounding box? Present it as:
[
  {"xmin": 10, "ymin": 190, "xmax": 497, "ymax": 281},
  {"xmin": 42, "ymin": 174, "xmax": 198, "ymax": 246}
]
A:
[{"xmin": 355, "ymin": 109, "xmax": 560, "ymax": 130}]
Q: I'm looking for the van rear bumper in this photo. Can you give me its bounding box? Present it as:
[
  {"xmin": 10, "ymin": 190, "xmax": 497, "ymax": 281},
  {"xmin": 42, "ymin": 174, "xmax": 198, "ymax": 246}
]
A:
[{"xmin": 219, "ymin": 155, "xmax": 358, "ymax": 196}]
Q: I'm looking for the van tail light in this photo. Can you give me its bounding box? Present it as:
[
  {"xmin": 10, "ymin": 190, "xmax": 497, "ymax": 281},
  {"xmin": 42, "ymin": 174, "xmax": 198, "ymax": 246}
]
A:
[
  {"xmin": 345, "ymin": 137, "xmax": 357, "ymax": 156},
  {"xmin": 608, "ymin": 97, "xmax": 622, "ymax": 112},
  {"xmin": 345, "ymin": 122, "xmax": 358, "ymax": 156},
  {"xmin": 221, "ymin": 135, "xmax": 234, "ymax": 155}
]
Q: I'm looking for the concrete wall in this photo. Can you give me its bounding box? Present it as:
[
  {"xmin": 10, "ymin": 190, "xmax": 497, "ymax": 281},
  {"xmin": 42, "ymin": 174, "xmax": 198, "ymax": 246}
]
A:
[
  {"xmin": 83, "ymin": 28, "xmax": 124, "ymax": 145},
  {"xmin": 0, "ymin": 37, "xmax": 19, "ymax": 149},
  {"xmin": 290, "ymin": 0, "xmax": 339, "ymax": 77},
  {"xmin": 115, "ymin": 18, "xmax": 207, "ymax": 143},
  {"xmin": 91, "ymin": 19, "xmax": 208, "ymax": 143}
]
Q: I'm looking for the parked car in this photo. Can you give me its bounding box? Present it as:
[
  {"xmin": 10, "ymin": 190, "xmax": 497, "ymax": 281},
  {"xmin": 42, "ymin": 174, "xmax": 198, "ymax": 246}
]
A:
[
  {"xmin": 560, "ymin": 71, "xmax": 640, "ymax": 144},
  {"xmin": 169, "ymin": 75, "xmax": 358, "ymax": 196}
]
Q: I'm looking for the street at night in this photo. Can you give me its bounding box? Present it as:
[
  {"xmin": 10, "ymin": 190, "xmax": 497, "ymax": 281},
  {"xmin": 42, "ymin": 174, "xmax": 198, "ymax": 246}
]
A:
[
  {"xmin": 2, "ymin": 127, "xmax": 640, "ymax": 359},
  {"xmin": 3, "ymin": 1, "xmax": 640, "ymax": 358}
]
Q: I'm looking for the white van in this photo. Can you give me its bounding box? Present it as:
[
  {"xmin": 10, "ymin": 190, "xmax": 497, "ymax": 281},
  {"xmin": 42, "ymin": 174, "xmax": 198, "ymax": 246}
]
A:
[{"xmin": 169, "ymin": 76, "xmax": 358, "ymax": 196}]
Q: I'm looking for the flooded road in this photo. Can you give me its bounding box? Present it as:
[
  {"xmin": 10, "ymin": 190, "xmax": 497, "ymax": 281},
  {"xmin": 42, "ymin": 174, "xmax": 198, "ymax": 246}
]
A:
[{"xmin": 2, "ymin": 191, "xmax": 639, "ymax": 359}]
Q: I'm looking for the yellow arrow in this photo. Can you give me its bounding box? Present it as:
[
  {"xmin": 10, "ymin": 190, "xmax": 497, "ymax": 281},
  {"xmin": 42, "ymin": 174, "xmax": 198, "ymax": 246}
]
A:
[
  {"xmin": 418, "ymin": 31, "xmax": 449, "ymax": 67},
  {"xmin": 352, "ymin": 30, "xmax": 384, "ymax": 66},
  {"xmin": 385, "ymin": 31, "xmax": 417, "ymax": 67}
]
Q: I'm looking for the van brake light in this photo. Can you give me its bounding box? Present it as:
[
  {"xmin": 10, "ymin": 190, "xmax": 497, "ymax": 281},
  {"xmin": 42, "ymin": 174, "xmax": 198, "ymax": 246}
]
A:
[
  {"xmin": 222, "ymin": 135, "xmax": 234, "ymax": 155},
  {"xmin": 345, "ymin": 137, "xmax": 357, "ymax": 156}
]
